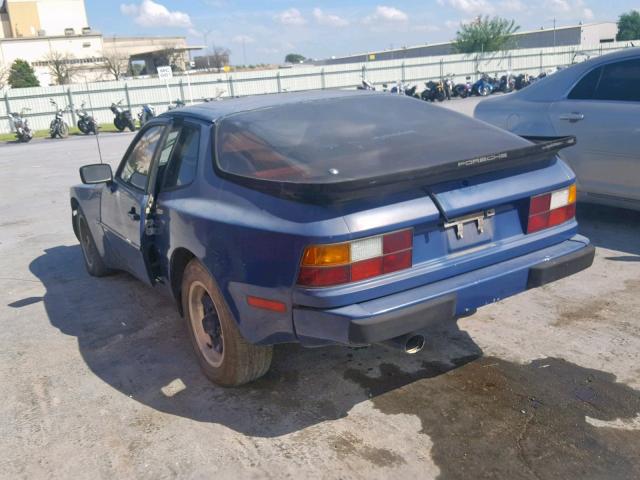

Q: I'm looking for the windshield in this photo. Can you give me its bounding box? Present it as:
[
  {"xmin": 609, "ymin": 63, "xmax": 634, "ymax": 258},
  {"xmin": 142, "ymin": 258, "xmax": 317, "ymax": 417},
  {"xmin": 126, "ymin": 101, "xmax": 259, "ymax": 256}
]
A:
[{"xmin": 214, "ymin": 94, "xmax": 526, "ymax": 184}]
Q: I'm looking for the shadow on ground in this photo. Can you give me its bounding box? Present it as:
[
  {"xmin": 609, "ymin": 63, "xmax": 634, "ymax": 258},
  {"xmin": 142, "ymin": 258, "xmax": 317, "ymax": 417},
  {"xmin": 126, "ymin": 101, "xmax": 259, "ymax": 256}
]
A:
[
  {"xmin": 17, "ymin": 203, "xmax": 640, "ymax": 478},
  {"xmin": 577, "ymin": 204, "xmax": 640, "ymax": 257}
]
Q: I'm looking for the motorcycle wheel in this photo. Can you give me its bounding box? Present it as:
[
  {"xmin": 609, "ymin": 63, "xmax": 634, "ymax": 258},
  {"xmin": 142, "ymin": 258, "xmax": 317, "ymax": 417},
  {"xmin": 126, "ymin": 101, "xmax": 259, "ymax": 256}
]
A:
[
  {"xmin": 114, "ymin": 118, "xmax": 126, "ymax": 132},
  {"xmin": 127, "ymin": 120, "xmax": 136, "ymax": 132},
  {"xmin": 479, "ymin": 85, "xmax": 491, "ymax": 96},
  {"xmin": 59, "ymin": 122, "xmax": 69, "ymax": 138},
  {"xmin": 436, "ymin": 91, "xmax": 446, "ymax": 102},
  {"xmin": 77, "ymin": 121, "xmax": 88, "ymax": 134}
]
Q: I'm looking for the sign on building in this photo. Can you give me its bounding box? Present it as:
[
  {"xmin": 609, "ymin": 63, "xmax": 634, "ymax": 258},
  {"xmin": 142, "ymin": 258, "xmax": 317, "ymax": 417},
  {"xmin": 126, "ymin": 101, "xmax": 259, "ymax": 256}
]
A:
[{"xmin": 157, "ymin": 66, "xmax": 173, "ymax": 79}]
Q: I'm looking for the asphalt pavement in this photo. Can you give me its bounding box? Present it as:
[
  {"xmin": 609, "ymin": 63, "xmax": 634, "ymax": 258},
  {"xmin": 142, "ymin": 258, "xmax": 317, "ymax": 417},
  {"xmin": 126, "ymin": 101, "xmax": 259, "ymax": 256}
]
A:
[{"xmin": 0, "ymin": 98, "xmax": 639, "ymax": 479}]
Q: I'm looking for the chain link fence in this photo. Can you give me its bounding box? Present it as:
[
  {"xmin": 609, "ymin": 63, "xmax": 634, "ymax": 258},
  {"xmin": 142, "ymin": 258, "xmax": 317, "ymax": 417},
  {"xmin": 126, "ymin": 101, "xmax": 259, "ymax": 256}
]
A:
[{"xmin": 1, "ymin": 41, "xmax": 634, "ymax": 134}]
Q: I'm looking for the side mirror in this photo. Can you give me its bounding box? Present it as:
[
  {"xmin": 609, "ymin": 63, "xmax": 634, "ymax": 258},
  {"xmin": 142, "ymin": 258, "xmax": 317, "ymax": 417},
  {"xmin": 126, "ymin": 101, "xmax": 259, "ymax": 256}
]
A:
[{"xmin": 80, "ymin": 164, "xmax": 112, "ymax": 184}]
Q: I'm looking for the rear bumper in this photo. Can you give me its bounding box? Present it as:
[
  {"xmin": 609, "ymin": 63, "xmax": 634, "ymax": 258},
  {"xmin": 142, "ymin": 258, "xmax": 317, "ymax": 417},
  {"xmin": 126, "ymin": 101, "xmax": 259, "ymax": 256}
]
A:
[{"xmin": 293, "ymin": 235, "xmax": 594, "ymax": 346}]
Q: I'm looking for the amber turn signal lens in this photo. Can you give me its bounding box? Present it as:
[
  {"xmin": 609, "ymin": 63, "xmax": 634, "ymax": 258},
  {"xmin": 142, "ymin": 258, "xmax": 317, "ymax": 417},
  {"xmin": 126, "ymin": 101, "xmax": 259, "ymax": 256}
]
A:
[{"xmin": 302, "ymin": 243, "xmax": 350, "ymax": 266}]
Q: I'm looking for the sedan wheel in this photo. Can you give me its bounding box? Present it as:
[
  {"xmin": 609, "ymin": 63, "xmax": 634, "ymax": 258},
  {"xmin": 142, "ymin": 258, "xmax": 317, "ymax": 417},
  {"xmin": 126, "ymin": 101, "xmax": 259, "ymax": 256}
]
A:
[
  {"xmin": 77, "ymin": 212, "xmax": 110, "ymax": 277},
  {"xmin": 182, "ymin": 259, "xmax": 272, "ymax": 386}
]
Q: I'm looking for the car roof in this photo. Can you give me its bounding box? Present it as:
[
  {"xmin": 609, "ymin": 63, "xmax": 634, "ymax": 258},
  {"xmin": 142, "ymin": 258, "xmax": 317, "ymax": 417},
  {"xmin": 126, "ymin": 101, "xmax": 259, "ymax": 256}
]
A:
[
  {"xmin": 514, "ymin": 46, "xmax": 640, "ymax": 101},
  {"xmin": 162, "ymin": 89, "xmax": 379, "ymax": 123}
]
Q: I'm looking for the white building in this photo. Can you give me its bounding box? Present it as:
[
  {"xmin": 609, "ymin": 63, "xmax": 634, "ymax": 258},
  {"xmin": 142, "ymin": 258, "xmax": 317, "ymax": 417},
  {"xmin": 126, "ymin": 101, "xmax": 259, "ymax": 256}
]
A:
[{"xmin": 0, "ymin": 0, "xmax": 200, "ymax": 85}]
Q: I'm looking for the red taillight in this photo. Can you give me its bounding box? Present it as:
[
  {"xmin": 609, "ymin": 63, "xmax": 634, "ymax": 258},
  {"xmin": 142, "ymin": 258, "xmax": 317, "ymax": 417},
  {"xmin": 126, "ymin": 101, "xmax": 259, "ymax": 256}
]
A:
[
  {"xmin": 527, "ymin": 185, "xmax": 577, "ymax": 234},
  {"xmin": 298, "ymin": 229, "xmax": 413, "ymax": 287}
]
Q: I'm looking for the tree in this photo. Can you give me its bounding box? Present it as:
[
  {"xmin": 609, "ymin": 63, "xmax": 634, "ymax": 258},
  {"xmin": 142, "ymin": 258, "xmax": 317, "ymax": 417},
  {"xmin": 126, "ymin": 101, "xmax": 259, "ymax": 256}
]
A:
[
  {"xmin": 453, "ymin": 16, "xmax": 520, "ymax": 54},
  {"xmin": 43, "ymin": 50, "xmax": 76, "ymax": 85},
  {"xmin": 285, "ymin": 53, "xmax": 305, "ymax": 64},
  {"xmin": 194, "ymin": 47, "xmax": 231, "ymax": 71},
  {"xmin": 616, "ymin": 10, "xmax": 640, "ymax": 41},
  {"xmin": 156, "ymin": 42, "xmax": 187, "ymax": 72},
  {"xmin": 102, "ymin": 48, "xmax": 130, "ymax": 80},
  {"xmin": 8, "ymin": 59, "xmax": 40, "ymax": 88}
]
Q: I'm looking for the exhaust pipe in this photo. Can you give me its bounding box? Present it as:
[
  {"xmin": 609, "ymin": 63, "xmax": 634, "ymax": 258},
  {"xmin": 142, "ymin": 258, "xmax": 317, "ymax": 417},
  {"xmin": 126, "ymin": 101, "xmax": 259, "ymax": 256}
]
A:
[{"xmin": 380, "ymin": 333, "xmax": 425, "ymax": 354}]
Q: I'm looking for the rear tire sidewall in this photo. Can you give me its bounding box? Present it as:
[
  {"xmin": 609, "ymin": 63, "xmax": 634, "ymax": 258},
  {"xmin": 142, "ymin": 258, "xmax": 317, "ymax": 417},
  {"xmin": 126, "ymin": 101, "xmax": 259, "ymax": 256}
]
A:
[
  {"xmin": 181, "ymin": 259, "xmax": 272, "ymax": 386},
  {"xmin": 77, "ymin": 211, "xmax": 110, "ymax": 277}
]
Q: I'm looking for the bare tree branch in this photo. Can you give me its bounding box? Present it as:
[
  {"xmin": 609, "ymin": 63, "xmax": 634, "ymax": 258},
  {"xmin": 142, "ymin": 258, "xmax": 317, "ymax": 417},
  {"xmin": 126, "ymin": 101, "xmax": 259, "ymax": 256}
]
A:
[
  {"xmin": 42, "ymin": 50, "xmax": 76, "ymax": 85},
  {"xmin": 102, "ymin": 48, "xmax": 130, "ymax": 81}
]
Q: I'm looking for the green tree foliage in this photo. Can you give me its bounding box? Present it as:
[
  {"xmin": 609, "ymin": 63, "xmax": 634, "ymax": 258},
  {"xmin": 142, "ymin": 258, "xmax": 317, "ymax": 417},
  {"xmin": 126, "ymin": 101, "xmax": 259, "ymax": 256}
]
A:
[
  {"xmin": 284, "ymin": 53, "xmax": 306, "ymax": 64},
  {"xmin": 8, "ymin": 59, "xmax": 40, "ymax": 88},
  {"xmin": 616, "ymin": 10, "xmax": 640, "ymax": 41},
  {"xmin": 453, "ymin": 16, "xmax": 520, "ymax": 54}
]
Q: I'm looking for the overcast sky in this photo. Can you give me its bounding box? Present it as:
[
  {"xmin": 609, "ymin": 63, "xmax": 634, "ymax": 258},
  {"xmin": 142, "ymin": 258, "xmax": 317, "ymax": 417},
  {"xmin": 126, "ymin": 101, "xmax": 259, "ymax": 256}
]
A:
[{"xmin": 87, "ymin": 0, "xmax": 631, "ymax": 64}]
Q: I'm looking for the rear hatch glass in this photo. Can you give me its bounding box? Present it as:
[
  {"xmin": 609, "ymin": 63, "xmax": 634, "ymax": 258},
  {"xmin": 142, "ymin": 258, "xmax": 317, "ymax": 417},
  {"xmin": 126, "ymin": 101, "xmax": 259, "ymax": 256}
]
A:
[{"xmin": 215, "ymin": 94, "xmax": 529, "ymax": 183}]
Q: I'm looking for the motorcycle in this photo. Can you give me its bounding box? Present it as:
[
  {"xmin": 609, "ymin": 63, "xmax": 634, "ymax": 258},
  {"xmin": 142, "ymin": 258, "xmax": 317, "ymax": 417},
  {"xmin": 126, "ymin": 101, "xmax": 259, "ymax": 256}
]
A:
[
  {"xmin": 443, "ymin": 75, "xmax": 454, "ymax": 100},
  {"xmin": 138, "ymin": 104, "xmax": 156, "ymax": 127},
  {"xmin": 110, "ymin": 99, "xmax": 136, "ymax": 132},
  {"xmin": 356, "ymin": 80, "xmax": 376, "ymax": 91},
  {"xmin": 515, "ymin": 73, "xmax": 532, "ymax": 90},
  {"xmin": 49, "ymin": 99, "xmax": 69, "ymax": 139},
  {"xmin": 167, "ymin": 99, "xmax": 186, "ymax": 111},
  {"xmin": 472, "ymin": 73, "xmax": 498, "ymax": 97},
  {"xmin": 404, "ymin": 84, "xmax": 420, "ymax": 98},
  {"xmin": 498, "ymin": 72, "xmax": 515, "ymax": 93},
  {"xmin": 453, "ymin": 76, "xmax": 473, "ymax": 98},
  {"xmin": 9, "ymin": 108, "xmax": 33, "ymax": 143},
  {"xmin": 75, "ymin": 101, "xmax": 98, "ymax": 135},
  {"xmin": 422, "ymin": 80, "xmax": 446, "ymax": 102}
]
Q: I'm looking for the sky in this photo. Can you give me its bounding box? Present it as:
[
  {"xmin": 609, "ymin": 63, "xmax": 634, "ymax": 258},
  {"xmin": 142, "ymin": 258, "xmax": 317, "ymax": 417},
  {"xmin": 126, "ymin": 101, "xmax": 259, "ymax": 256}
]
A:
[{"xmin": 86, "ymin": 0, "xmax": 635, "ymax": 64}]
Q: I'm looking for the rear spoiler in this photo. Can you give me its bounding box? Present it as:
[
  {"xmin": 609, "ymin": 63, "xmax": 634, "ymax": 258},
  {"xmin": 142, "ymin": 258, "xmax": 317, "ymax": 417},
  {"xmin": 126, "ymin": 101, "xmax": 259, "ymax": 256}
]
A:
[{"xmin": 219, "ymin": 135, "xmax": 577, "ymax": 204}]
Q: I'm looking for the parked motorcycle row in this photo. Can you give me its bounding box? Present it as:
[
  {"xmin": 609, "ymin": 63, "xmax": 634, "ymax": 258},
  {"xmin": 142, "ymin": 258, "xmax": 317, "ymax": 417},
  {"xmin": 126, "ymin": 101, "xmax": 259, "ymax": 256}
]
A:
[
  {"xmin": 357, "ymin": 71, "xmax": 549, "ymax": 101},
  {"xmin": 6, "ymin": 97, "xmax": 188, "ymax": 143}
]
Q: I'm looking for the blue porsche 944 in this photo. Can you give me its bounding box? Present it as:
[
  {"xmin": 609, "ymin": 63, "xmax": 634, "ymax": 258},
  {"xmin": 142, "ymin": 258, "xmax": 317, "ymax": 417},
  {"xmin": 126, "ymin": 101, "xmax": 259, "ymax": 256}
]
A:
[{"xmin": 70, "ymin": 90, "xmax": 594, "ymax": 386}]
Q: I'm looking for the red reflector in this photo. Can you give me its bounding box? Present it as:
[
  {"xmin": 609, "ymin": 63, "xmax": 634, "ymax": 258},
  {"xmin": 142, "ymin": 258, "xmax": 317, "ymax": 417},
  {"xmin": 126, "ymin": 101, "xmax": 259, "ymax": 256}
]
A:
[
  {"xmin": 247, "ymin": 296, "xmax": 287, "ymax": 313},
  {"xmin": 383, "ymin": 229, "xmax": 412, "ymax": 254},
  {"xmin": 297, "ymin": 265, "xmax": 350, "ymax": 287},
  {"xmin": 527, "ymin": 212, "xmax": 549, "ymax": 234},
  {"xmin": 383, "ymin": 250, "xmax": 412, "ymax": 273},
  {"xmin": 351, "ymin": 257, "xmax": 383, "ymax": 282},
  {"xmin": 529, "ymin": 193, "xmax": 551, "ymax": 215}
]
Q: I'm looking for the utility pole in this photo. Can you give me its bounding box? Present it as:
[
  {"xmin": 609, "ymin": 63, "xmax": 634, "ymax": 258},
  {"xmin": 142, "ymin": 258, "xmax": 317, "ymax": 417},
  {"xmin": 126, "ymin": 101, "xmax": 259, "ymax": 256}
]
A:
[
  {"xmin": 202, "ymin": 28, "xmax": 213, "ymax": 69},
  {"xmin": 553, "ymin": 18, "xmax": 556, "ymax": 48}
]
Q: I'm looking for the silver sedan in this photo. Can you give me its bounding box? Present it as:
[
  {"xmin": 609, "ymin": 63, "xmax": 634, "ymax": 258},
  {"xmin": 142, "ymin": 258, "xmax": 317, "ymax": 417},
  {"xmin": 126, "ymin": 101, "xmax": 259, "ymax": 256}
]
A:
[{"xmin": 474, "ymin": 48, "xmax": 640, "ymax": 211}]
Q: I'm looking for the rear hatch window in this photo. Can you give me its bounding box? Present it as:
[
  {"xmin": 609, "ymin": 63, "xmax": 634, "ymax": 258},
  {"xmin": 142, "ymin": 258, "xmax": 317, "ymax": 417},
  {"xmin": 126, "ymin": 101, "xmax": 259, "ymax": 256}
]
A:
[{"xmin": 215, "ymin": 95, "xmax": 529, "ymax": 183}]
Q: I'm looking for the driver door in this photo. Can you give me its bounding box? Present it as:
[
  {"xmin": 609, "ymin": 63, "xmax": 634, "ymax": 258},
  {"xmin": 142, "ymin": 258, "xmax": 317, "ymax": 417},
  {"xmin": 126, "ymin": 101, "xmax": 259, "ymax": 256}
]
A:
[{"xmin": 100, "ymin": 124, "xmax": 167, "ymax": 284}]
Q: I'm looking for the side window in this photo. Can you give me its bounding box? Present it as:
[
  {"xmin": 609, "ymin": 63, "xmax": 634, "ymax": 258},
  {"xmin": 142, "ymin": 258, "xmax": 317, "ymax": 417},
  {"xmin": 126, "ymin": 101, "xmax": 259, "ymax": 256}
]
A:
[
  {"xmin": 161, "ymin": 124, "xmax": 200, "ymax": 190},
  {"xmin": 119, "ymin": 126, "xmax": 164, "ymax": 190},
  {"xmin": 594, "ymin": 59, "xmax": 640, "ymax": 102},
  {"xmin": 568, "ymin": 66, "xmax": 602, "ymax": 100}
]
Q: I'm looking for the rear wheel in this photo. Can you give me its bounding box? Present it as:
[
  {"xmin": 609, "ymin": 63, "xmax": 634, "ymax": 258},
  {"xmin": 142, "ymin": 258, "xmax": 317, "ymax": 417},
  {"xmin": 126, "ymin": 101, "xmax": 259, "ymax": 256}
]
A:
[
  {"xmin": 77, "ymin": 211, "xmax": 110, "ymax": 277},
  {"xmin": 181, "ymin": 259, "xmax": 272, "ymax": 386},
  {"xmin": 114, "ymin": 118, "xmax": 126, "ymax": 131}
]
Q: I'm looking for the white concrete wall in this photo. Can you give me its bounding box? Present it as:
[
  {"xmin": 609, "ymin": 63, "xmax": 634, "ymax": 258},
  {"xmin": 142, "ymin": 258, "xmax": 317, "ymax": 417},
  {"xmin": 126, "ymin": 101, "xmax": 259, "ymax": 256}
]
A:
[
  {"xmin": 581, "ymin": 23, "xmax": 618, "ymax": 46},
  {"xmin": 36, "ymin": 0, "xmax": 88, "ymax": 36}
]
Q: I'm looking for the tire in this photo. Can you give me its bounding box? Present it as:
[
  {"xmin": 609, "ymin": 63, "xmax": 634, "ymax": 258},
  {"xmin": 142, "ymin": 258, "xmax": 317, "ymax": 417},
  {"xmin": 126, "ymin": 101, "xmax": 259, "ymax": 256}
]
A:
[
  {"xmin": 127, "ymin": 120, "xmax": 136, "ymax": 132},
  {"xmin": 436, "ymin": 91, "xmax": 446, "ymax": 102},
  {"xmin": 77, "ymin": 211, "xmax": 111, "ymax": 277},
  {"xmin": 114, "ymin": 118, "xmax": 125, "ymax": 131},
  {"xmin": 77, "ymin": 121, "xmax": 88, "ymax": 134},
  {"xmin": 480, "ymin": 85, "xmax": 491, "ymax": 96},
  {"xmin": 181, "ymin": 259, "xmax": 273, "ymax": 386},
  {"xmin": 59, "ymin": 122, "xmax": 69, "ymax": 138}
]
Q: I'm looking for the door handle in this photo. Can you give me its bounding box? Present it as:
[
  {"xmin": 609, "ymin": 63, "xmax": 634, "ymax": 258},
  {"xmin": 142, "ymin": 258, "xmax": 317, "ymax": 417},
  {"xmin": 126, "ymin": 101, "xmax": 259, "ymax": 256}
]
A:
[
  {"xmin": 127, "ymin": 207, "xmax": 140, "ymax": 221},
  {"xmin": 559, "ymin": 112, "xmax": 584, "ymax": 122}
]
